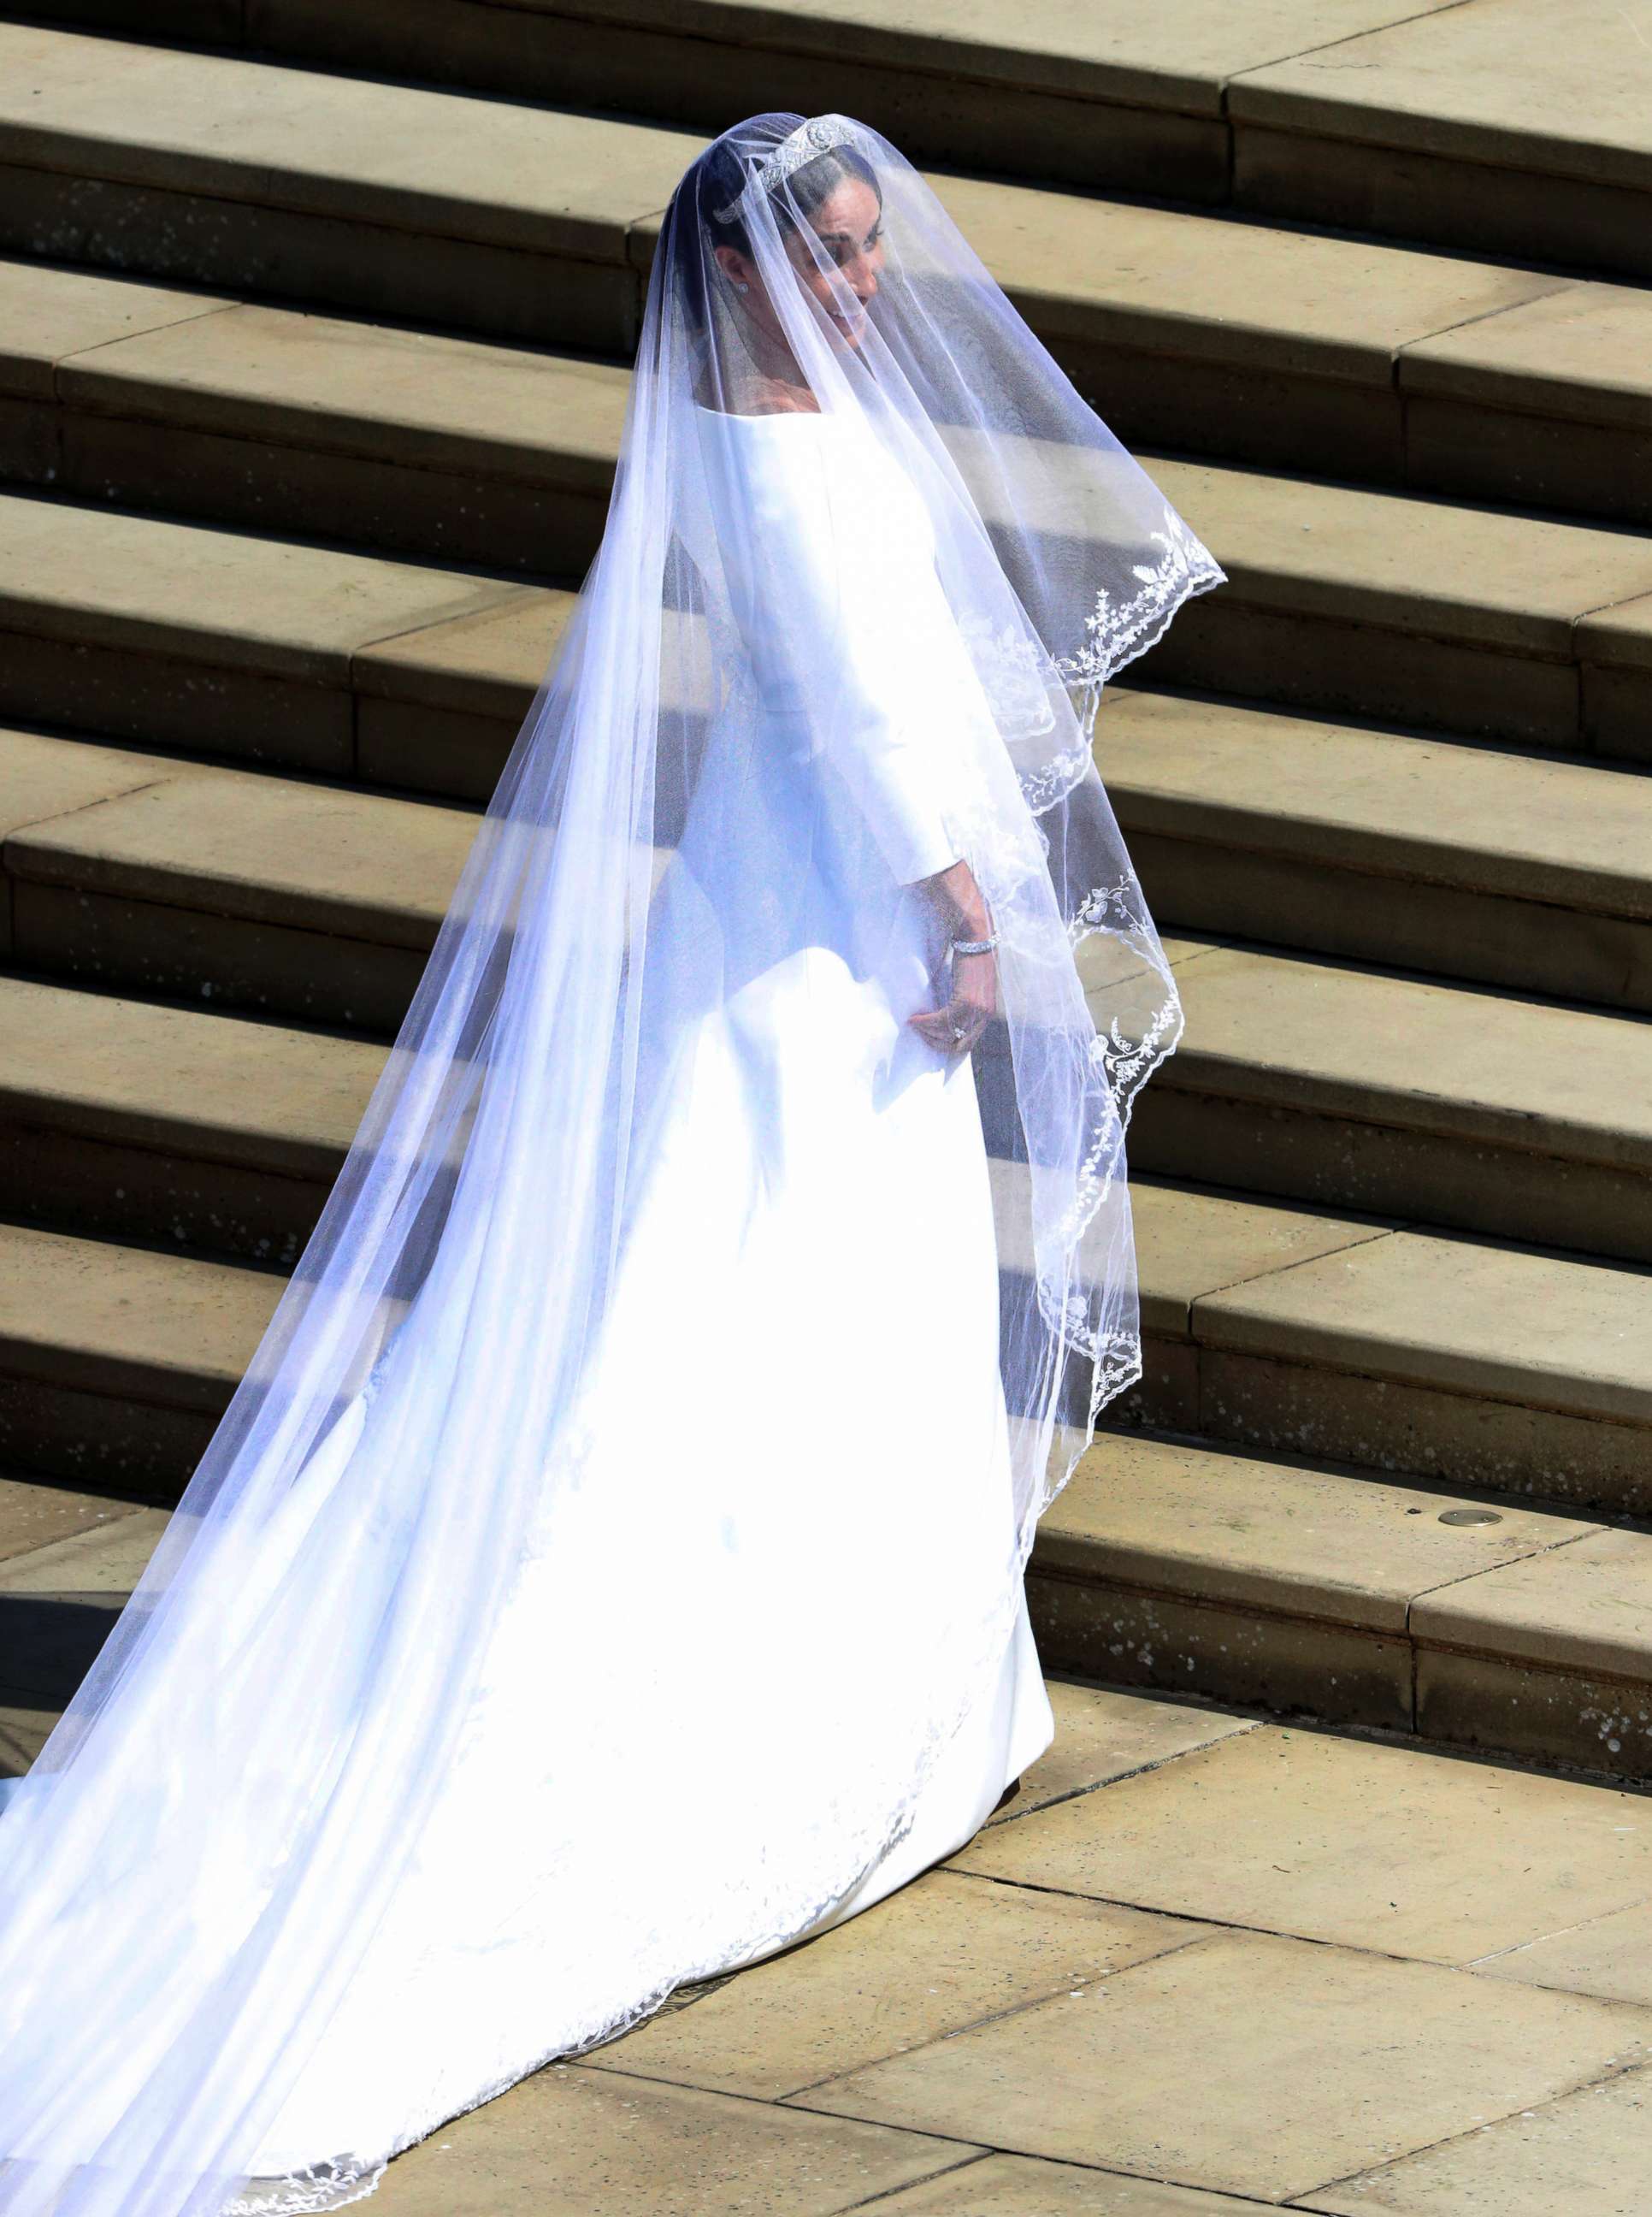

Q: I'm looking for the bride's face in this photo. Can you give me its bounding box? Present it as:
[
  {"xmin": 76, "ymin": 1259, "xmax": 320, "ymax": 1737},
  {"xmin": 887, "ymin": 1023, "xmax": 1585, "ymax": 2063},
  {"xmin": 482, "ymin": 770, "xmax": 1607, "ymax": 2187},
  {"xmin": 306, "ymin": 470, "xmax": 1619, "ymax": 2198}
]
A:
[
  {"xmin": 784, "ymin": 179, "xmax": 884, "ymax": 347},
  {"xmin": 716, "ymin": 178, "xmax": 886, "ymax": 354}
]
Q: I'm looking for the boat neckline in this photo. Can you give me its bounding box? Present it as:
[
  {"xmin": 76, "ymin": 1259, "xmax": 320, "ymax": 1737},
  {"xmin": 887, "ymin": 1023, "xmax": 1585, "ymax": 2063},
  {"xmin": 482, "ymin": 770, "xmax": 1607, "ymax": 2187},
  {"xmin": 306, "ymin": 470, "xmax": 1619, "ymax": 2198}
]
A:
[{"xmin": 694, "ymin": 402, "xmax": 830, "ymax": 422}]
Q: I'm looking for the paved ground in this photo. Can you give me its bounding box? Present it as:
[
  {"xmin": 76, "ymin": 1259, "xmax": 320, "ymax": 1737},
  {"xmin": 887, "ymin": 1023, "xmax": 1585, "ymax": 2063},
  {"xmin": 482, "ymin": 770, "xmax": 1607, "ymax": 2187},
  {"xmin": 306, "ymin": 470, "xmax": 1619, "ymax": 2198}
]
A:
[
  {"xmin": 9, "ymin": 1476, "xmax": 1650, "ymax": 2213},
  {"xmin": 363, "ymin": 1676, "xmax": 1652, "ymax": 2215},
  {"xmin": 3, "ymin": 6, "xmax": 1651, "ymax": 2206}
]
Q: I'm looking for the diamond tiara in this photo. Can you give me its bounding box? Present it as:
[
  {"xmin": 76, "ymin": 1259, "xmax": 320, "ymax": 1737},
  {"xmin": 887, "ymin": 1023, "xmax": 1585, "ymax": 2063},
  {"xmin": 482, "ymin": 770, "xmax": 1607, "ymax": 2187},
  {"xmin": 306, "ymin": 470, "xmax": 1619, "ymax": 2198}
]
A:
[{"xmin": 711, "ymin": 115, "xmax": 870, "ymax": 226}]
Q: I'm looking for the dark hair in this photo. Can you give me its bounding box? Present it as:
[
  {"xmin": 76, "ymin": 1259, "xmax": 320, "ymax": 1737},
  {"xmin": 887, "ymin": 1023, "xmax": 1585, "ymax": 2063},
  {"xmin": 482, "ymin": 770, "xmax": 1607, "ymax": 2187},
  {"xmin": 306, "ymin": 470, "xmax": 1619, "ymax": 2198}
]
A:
[{"xmin": 669, "ymin": 133, "xmax": 882, "ymax": 340}]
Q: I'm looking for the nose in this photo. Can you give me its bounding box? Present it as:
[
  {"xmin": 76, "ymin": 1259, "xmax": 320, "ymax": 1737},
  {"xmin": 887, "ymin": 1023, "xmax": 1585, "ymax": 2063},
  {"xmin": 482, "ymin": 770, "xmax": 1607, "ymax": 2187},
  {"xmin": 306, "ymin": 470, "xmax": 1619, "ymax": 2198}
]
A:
[{"xmin": 846, "ymin": 252, "xmax": 880, "ymax": 304}]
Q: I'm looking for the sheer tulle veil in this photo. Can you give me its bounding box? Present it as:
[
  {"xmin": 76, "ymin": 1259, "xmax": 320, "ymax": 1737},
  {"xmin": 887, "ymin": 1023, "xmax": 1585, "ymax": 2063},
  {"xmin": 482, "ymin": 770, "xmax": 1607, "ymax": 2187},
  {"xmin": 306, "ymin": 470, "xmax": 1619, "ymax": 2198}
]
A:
[{"xmin": 0, "ymin": 112, "xmax": 1224, "ymax": 2214}]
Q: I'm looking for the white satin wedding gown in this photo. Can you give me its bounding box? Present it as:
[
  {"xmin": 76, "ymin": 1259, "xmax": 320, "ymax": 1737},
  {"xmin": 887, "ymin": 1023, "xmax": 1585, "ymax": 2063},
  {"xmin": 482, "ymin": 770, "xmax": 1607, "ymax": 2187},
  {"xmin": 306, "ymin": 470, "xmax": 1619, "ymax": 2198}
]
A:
[{"xmin": 224, "ymin": 402, "xmax": 1055, "ymax": 2196}]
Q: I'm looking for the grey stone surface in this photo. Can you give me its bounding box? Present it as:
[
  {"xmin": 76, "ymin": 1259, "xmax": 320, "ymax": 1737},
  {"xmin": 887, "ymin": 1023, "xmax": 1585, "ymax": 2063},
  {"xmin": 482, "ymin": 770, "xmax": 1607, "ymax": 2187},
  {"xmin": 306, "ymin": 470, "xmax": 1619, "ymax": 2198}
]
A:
[
  {"xmin": 1100, "ymin": 689, "xmax": 1652, "ymax": 922},
  {"xmin": 0, "ymin": 973, "xmax": 375, "ymax": 1179},
  {"xmin": 0, "ymin": 24, "xmax": 696, "ymax": 258},
  {"xmin": 787, "ymin": 1923, "xmax": 1650, "ymax": 2201},
  {"xmin": 0, "ymin": 1221, "xmax": 276, "ymax": 1413},
  {"xmin": 1166, "ymin": 943, "xmax": 1652, "ymax": 1174},
  {"xmin": 0, "ymin": 488, "xmax": 517, "ymax": 682},
  {"xmin": 953, "ymin": 1721, "xmax": 1652, "ymax": 1963},
  {"xmin": 1039, "ymin": 1430, "xmax": 1602, "ymax": 1638},
  {"xmin": 403, "ymin": 0, "xmax": 1469, "ymax": 114},
  {"xmin": 368, "ymin": 2063, "xmax": 983, "ymax": 2214},
  {"xmin": 1231, "ymin": 0, "xmax": 1652, "ymax": 192},
  {"xmin": 1190, "ymin": 1217, "xmax": 1652, "ymax": 1431},
  {"xmin": 1310, "ymin": 2056, "xmax": 1652, "ymax": 2215},
  {"xmin": 587, "ymin": 1871, "xmax": 1204, "ymax": 2098}
]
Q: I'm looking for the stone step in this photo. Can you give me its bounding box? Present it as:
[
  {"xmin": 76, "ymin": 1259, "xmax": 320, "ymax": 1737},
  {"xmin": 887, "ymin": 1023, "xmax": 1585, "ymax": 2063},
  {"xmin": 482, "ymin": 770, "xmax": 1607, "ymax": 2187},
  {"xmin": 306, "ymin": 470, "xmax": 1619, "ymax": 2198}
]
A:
[
  {"xmin": 1101, "ymin": 690, "xmax": 1652, "ymax": 1018},
  {"xmin": 11, "ymin": 687, "xmax": 1652, "ymax": 1053},
  {"xmin": 0, "ymin": 258, "xmax": 631, "ymax": 575},
  {"xmin": 15, "ymin": 3, "xmax": 1649, "ymax": 283},
  {"xmin": 8, "ymin": 47, "xmax": 1652, "ymax": 522},
  {"xmin": 4, "ymin": 1091, "xmax": 1650, "ymax": 1510},
  {"xmin": 0, "ymin": 1469, "xmax": 170, "ymax": 1780},
  {"xmin": 1138, "ymin": 457, "xmax": 1652, "ymax": 761},
  {"xmin": 0, "ymin": 490, "xmax": 563, "ymax": 795},
  {"xmin": 0, "ymin": 973, "xmax": 377, "ymax": 1264},
  {"xmin": 0, "ymin": 1220, "xmax": 278, "ymax": 1494},
  {"xmin": 1130, "ymin": 1179, "xmax": 1652, "ymax": 1522},
  {"xmin": 7, "ymin": 1437, "xmax": 1652, "ymax": 1794},
  {"xmin": 9, "ymin": 890, "xmax": 1652, "ymax": 1269},
  {"xmin": 0, "ymin": 22, "xmax": 693, "ymax": 354},
  {"xmin": 1029, "ymin": 1429, "xmax": 1652, "ymax": 1786},
  {"xmin": 1134, "ymin": 938, "xmax": 1652, "ymax": 1269},
  {"xmin": 2, "ymin": 725, "xmax": 475, "ymax": 1027},
  {"xmin": 6, "ymin": 417, "xmax": 1652, "ymax": 778},
  {"xmin": 1224, "ymin": 0, "xmax": 1652, "ymax": 282}
]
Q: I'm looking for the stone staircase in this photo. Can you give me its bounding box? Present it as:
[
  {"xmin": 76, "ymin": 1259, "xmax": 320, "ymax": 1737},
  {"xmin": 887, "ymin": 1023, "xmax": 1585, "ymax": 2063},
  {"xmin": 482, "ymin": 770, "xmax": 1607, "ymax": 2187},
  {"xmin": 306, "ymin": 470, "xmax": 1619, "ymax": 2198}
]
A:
[{"xmin": 3, "ymin": 8, "xmax": 1652, "ymax": 1793}]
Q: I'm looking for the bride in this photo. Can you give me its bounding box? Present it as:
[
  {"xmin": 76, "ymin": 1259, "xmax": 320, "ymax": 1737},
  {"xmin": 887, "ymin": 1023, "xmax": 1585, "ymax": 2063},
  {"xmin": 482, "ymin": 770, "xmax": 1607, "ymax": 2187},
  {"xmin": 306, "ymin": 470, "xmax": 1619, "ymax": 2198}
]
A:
[{"xmin": 0, "ymin": 112, "xmax": 1222, "ymax": 2214}]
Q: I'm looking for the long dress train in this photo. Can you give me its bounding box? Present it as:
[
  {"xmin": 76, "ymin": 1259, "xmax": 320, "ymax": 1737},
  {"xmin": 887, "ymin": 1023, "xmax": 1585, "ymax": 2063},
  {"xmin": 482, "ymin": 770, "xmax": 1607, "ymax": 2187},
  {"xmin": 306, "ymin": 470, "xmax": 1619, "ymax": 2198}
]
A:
[
  {"xmin": 232, "ymin": 401, "xmax": 1055, "ymax": 2195},
  {"xmin": 0, "ymin": 109, "xmax": 1221, "ymax": 2217}
]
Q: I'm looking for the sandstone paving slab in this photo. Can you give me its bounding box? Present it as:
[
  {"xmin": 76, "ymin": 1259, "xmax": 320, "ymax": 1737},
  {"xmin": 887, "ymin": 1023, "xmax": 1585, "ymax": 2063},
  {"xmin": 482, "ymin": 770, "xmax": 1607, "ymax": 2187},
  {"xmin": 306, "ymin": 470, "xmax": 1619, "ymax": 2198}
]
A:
[
  {"xmin": 0, "ymin": 257, "xmax": 233, "ymax": 401},
  {"xmin": 0, "ymin": 1505, "xmax": 168, "ymax": 1596},
  {"xmin": 1400, "ymin": 278, "xmax": 1652, "ymax": 435},
  {"xmin": 0, "ymin": 1706, "xmax": 47, "ymax": 1778},
  {"xmin": 1579, "ymin": 588, "xmax": 1652, "ymax": 677},
  {"xmin": 935, "ymin": 170, "xmax": 1561, "ymax": 385},
  {"xmin": 584, "ymin": 1870, "xmax": 1210, "ymax": 2101},
  {"xmin": 353, "ymin": 588, "xmax": 571, "ymax": 720},
  {"xmin": 365, "ymin": 2059, "xmax": 982, "ymax": 2216},
  {"xmin": 22, "ymin": 251, "xmax": 1652, "ymax": 689},
  {"xmin": 0, "ymin": 974, "xmax": 378, "ymax": 1179},
  {"xmin": 0, "ymin": 1221, "xmax": 276, "ymax": 1414},
  {"xmin": 950, "ymin": 1721, "xmax": 1652, "ymax": 1964},
  {"xmin": 1036, "ymin": 1430, "xmax": 1603, "ymax": 1639},
  {"xmin": 1396, "ymin": 278, "xmax": 1652, "ymax": 522},
  {"xmin": 1230, "ymin": 0, "xmax": 1652, "ymax": 194},
  {"xmin": 1413, "ymin": 1527, "xmax": 1652, "ymax": 1686},
  {"xmin": 1477, "ymin": 1901, "xmax": 1652, "ymax": 2010},
  {"xmin": 985, "ymin": 1676, "xmax": 1261, "ymax": 1825},
  {"xmin": 867, "ymin": 2151, "xmax": 1266, "ymax": 2213},
  {"xmin": 1126, "ymin": 1177, "xmax": 1390, "ymax": 1345},
  {"xmin": 0, "ymin": 726, "xmax": 180, "ymax": 842},
  {"xmin": 9, "ymin": 766, "xmax": 476, "ymax": 947},
  {"xmin": 1413, "ymin": 1527, "xmax": 1652, "ymax": 1781},
  {"xmin": 1149, "ymin": 452, "xmax": 1652, "ymax": 659},
  {"xmin": 0, "ymin": 1471, "xmax": 154, "ymax": 1563},
  {"xmin": 1193, "ymin": 1222, "xmax": 1652, "ymax": 1430},
  {"xmin": 0, "ymin": 489, "xmax": 520, "ymax": 680},
  {"xmin": 54, "ymin": 299, "xmax": 631, "ymax": 490},
  {"xmin": 1167, "ymin": 943, "xmax": 1652, "ymax": 1174},
  {"xmin": 6, "ymin": 76, "xmax": 1601, "ymax": 450},
  {"xmin": 0, "ymin": 25, "xmax": 696, "ymax": 260},
  {"xmin": 482, "ymin": 0, "xmax": 1464, "ymax": 114},
  {"xmin": 1304, "ymin": 2054, "xmax": 1652, "ymax": 2214},
  {"xmin": 1100, "ymin": 689, "xmax": 1652, "ymax": 920},
  {"xmin": 786, "ymin": 1924, "xmax": 1652, "ymax": 2201}
]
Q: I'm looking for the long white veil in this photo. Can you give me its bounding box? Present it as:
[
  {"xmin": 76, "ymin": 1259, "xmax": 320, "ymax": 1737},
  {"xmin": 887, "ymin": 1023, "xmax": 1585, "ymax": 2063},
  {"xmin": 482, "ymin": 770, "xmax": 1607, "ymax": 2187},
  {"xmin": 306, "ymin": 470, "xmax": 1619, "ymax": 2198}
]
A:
[{"xmin": 0, "ymin": 111, "xmax": 1223, "ymax": 2216}]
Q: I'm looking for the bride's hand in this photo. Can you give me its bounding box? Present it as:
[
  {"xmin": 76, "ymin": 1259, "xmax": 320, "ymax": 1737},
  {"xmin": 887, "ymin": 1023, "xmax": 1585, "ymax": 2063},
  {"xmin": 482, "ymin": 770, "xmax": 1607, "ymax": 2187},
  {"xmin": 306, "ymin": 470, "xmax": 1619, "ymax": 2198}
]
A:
[
  {"xmin": 907, "ymin": 854, "xmax": 997, "ymax": 1055},
  {"xmin": 908, "ymin": 947, "xmax": 997, "ymax": 1055}
]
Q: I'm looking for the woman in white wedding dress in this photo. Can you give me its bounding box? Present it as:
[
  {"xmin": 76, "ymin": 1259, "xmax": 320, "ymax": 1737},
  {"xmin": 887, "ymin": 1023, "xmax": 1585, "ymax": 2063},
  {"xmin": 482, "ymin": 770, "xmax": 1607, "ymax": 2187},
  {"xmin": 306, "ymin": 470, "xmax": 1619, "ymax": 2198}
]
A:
[{"xmin": 0, "ymin": 113, "xmax": 1222, "ymax": 2216}]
